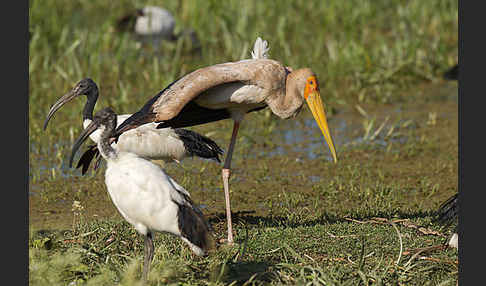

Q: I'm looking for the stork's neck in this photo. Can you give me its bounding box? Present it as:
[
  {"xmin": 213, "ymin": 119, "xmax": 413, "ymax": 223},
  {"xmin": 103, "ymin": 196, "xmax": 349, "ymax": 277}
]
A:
[
  {"xmin": 266, "ymin": 72, "xmax": 304, "ymax": 119},
  {"xmin": 82, "ymin": 91, "xmax": 98, "ymax": 121},
  {"xmin": 97, "ymin": 126, "xmax": 117, "ymax": 161}
]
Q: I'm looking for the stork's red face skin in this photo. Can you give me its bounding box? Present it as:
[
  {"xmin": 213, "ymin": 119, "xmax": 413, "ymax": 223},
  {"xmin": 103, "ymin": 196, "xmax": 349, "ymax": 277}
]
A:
[{"xmin": 304, "ymin": 76, "xmax": 319, "ymax": 99}]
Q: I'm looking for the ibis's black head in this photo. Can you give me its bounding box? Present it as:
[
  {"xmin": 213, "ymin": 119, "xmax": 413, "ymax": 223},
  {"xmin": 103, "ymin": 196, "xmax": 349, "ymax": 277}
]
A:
[
  {"xmin": 93, "ymin": 107, "xmax": 118, "ymax": 134},
  {"xmin": 44, "ymin": 78, "xmax": 99, "ymax": 130},
  {"xmin": 73, "ymin": 78, "xmax": 98, "ymax": 96},
  {"xmin": 116, "ymin": 9, "xmax": 144, "ymax": 32},
  {"xmin": 69, "ymin": 107, "xmax": 118, "ymax": 168}
]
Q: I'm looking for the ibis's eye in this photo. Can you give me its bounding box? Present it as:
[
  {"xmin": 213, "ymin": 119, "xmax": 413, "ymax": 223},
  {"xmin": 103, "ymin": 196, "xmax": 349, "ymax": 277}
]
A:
[{"xmin": 309, "ymin": 80, "xmax": 314, "ymax": 85}]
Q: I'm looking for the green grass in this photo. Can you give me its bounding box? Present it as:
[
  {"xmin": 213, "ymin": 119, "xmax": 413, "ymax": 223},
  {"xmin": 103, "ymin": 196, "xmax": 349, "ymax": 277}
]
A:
[
  {"xmin": 29, "ymin": 0, "xmax": 458, "ymax": 284},
  {"xmin": 30, "ymin": 214, "xmax": 457, "ymax": 285}
]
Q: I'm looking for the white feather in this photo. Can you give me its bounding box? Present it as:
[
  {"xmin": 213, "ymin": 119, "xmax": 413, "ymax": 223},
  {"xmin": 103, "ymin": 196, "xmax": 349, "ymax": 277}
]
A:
[
  {"xmin": 84, "ymin": 114, "xmax": 188, "ymax": 163},
  {"xmin": 116, "ymin": 123, "xmax": 186, "ymax": 162},
  {"xmin": 251, "ymin": 37, "xmax": 270, "ymax": 59},
  {"xmin": 448, "ymin": 233, "xmax": 458, "ymax": 249}
]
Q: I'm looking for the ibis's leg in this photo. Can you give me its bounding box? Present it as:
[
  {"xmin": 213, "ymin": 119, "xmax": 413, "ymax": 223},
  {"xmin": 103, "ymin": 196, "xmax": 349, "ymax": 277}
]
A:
[
  {"xmin": 222, "ymin": 121, "xmax": 240, "ymax": 244},
  {"xmin": 142, "ymin": 232, "xmax": 154, "ymax": 281}
]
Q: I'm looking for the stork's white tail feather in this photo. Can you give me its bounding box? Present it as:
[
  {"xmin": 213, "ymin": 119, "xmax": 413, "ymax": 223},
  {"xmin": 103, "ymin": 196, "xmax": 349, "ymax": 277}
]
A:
[{"xmin": 251, "ymin": 37, "xmax": 270, "ymax": 59}]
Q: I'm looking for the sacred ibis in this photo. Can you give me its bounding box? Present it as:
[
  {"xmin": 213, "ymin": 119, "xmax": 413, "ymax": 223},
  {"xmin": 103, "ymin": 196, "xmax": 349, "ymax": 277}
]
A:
[
  {"xmin": 437, "ymin": 193, "xmax": 458, "ymax": 249},
  {"xmin": 113, "ymin": 37, "xmax": 338, "ymax": 244},
  {"xmin": 69, "ymin": 107, "xmax": 211, "ymax": 281},
  {"xmin": 116, "ymin": 5, "xmax": 200, "ymax": 52}
]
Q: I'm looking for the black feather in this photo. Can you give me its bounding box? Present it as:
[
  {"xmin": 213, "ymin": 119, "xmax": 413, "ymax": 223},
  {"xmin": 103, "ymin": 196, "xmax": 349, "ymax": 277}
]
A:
[
  {"xmin": 176, "ymin": 201, "xmax": 212, "ymax": 253},
  {"xmin": 174, "ymin": 129, "xmax": 224, "ymax": 162},
  {"xmin": 76, "ymin": 144, "xmax": 99, "ymax": 175},
  {"xmin": 443, "ymin": 64, "xmax": 458, "ymax": 81},
  {"xmin": 157, "ymin": 102, "xmax": 232, "ymax": 129},
  {"xmin": 115, "ymin": 9, "xmax": 143, "ymax": 32},
  {"xmin": 437, "ymin": 193, "xmax": 458, "ymax": 226},
  {"xmin": 94, "ymin": 153, "xmax": 103, "ymax": 170},
  {"xmin": 157, "ymin": 102, "xmax": 267, "ymax": 129}
]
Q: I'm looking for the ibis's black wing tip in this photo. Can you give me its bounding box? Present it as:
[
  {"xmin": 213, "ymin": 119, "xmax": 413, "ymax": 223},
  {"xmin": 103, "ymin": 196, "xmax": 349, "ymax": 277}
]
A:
[
  {"xmin": 437, "ymin": 193, "xmax": 458, "ymax": 224},
  {"xmin": 75, "ymin": 145, "xmax": 100, "ymax": 175},
  {"xmin": 173, "ymin": 128, "xmax": 224, "ymax": 163},
  {"xmin": 443, "ymin": 64, "xmax": 458, "ymax": 81},
  {"xmin": 94, "ymin": 153, "xmax": 103, "ymax": 170}
]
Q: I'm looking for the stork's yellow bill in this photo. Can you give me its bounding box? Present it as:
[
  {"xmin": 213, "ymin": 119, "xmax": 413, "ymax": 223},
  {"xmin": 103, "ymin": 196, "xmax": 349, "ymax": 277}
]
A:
[{"xmin": 304, "ymin": 76, "xmax": 338, "ymax": 163}]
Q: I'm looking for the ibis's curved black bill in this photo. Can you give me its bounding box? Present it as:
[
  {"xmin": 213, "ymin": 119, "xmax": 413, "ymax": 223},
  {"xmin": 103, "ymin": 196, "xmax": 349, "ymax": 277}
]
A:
[
  {"xmin": 44, "ymin": 89, "xmax": 78, "ymax": 130},
  {"xmin": 69, "ymin": 121, "xmax": 100, "ymax": 168}
]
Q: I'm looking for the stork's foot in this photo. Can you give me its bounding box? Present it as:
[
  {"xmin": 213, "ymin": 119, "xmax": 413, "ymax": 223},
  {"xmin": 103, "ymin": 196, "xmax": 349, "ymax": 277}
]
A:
[{"xmin": 218, "ymin": 237, "xmax": 238, "ymax": 246}]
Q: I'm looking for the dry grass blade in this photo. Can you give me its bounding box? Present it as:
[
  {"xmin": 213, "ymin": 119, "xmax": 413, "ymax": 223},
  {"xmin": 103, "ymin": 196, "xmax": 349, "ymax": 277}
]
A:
[
  {"xmin": 369, "ymin": 116, "xmax": 390, "ymax": 140},
  {"xmin": 390, "ymin": 221, "xmax": 403, "ymax": 266}
]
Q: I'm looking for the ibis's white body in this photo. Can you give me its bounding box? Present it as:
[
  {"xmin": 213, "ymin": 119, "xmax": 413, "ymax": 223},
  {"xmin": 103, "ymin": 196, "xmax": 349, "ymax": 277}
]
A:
[
  {"xmin": 103, "ymin": 149, "xmax": 204, "ymax": 255},
  {"xmin": 84, "ymin": 115, "xmax": 186, "ymax": 163},
  {"xmin": 135, "ymin": 6, "xmax": 176, "ymax": 39}
]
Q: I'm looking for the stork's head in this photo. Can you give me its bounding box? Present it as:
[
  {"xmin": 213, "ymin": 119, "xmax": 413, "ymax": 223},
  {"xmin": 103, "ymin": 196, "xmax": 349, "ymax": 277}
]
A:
[
  {"xmin": 43, "ymin": 78, "xmax": 99, "ymax": 130},
  {"xmin": 288, "ymin": 68, "xmax": 338, "ymax": 163}
]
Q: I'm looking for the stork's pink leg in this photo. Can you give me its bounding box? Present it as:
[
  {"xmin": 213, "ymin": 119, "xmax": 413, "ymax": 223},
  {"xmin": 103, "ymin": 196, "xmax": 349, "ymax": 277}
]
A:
[{"xmin": 222, "ymin": 121, "xmax": 240, "ymax": 244}]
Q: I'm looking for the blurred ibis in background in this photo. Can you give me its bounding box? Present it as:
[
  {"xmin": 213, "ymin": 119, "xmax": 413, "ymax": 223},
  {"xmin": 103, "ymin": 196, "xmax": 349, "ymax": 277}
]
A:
[{"xmin": 116, "ymin": 6, "xmax": 200, "ymax": 52}]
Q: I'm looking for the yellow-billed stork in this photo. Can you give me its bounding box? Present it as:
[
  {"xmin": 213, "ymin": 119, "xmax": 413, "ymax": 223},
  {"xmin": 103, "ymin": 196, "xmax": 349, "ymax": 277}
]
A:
[{"xmin": 113, "ymin": 37, "xmax": 338, "ymax": 244}]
